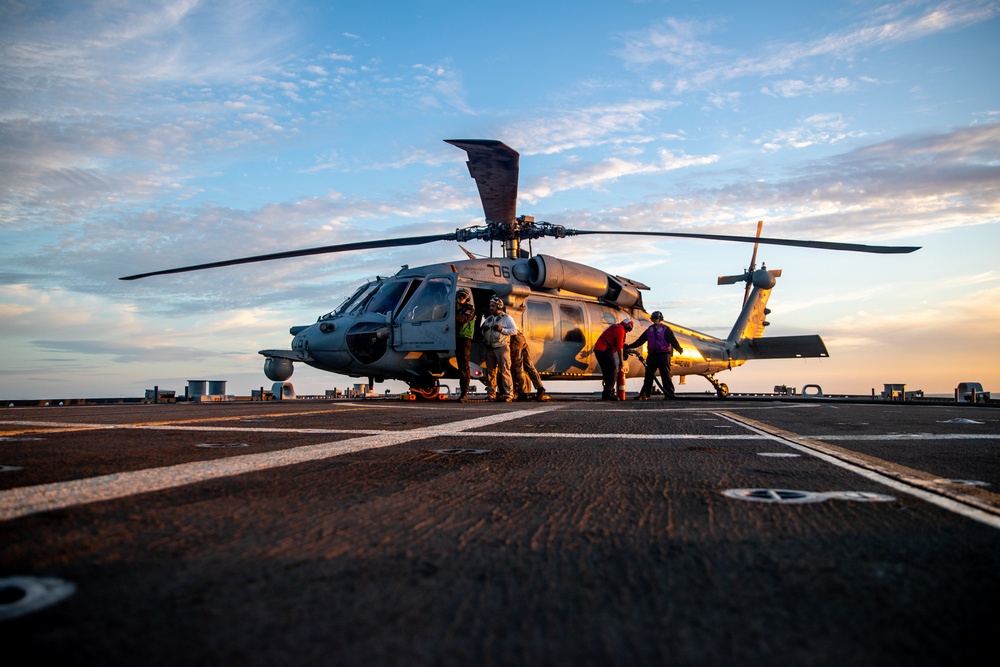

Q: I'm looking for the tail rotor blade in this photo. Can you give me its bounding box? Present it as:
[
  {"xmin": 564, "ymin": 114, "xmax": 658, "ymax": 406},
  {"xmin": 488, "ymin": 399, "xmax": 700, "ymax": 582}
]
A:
[{"xmin": 744, "ymin": 220, "xmax": 764, "ymax": 304}]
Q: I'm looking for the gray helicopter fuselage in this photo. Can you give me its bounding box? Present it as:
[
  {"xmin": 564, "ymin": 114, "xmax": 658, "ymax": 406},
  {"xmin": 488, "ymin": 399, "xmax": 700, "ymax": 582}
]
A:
[
  {"xmin": 122, "ymin": 138, "xmax": 893, "ymax": 397},
  {"xmin": 259, "ymin": 255, "xmax": 753, "ymax": 390}
]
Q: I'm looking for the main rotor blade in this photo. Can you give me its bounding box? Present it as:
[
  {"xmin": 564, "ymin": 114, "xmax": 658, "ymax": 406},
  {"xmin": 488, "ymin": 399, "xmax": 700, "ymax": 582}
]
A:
[
  {"xmin": 568, "ymin": 229, "xmax": 920, "ymax": 254},
  {"xmin": 120, "ymin": 233, "xmax": 458, "ymax": 280},
  {"xmin": 445, "ymin": 139, "xmax": 519, "ymax": 224}
]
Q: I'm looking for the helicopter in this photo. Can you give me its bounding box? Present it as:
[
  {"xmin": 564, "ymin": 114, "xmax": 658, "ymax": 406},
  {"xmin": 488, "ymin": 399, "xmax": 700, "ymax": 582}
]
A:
[{"xmin": 122, "ymin": 139, "xmax": 920, "ymax": 399}]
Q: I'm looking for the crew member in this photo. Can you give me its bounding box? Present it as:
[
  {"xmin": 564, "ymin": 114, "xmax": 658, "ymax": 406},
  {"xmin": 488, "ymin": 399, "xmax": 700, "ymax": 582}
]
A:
[
  {"xmin": 594, "ymin": 316, "xmax": 634, "ymax": 400},
  {"xmin": 481, "ymin": 296, "xmax": 518, "ymax": 402},
  {"xmin": 626, "ymin": 311, "xmax": 684, "ymax": 399},
  {"xmin": 454, "ymin": 288, "xmax": 476, "ymax": 402},
  {"xmin": 510, "ymin": 331, "xmax": 547, "ymax": 400},
  {"xmin": 508, "ymin": 330, "xmax": 527, "ymax": 400}
]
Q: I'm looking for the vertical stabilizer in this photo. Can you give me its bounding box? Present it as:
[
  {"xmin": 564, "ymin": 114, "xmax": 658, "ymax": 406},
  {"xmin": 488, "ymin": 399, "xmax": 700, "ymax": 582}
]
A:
[
  {"xmin": 725, "ymin": 268, "xmax": 778, "ymax": 349},
  {"xmin": 723, "ymin": 267, "xmax": 826, "ymax": 360}
]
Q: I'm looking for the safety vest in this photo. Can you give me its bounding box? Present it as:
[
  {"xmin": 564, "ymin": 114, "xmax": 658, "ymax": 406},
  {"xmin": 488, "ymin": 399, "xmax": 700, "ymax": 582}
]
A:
[
  {"xmin": 456, "ymin": 302, "xmax": 476, "ymax": 339},
  {"xmin": 482, "ymin": 313, "xmax": 512, "ymax": 348},
  {"xmin": 646, "ymin": 324, "xmax": 673, "ymax": 354}
]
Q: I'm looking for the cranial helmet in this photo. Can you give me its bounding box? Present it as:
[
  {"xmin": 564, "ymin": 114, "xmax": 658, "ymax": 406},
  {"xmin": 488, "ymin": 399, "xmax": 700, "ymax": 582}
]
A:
[
  {"xmin": 650, "ymin": 311, "xmax": 663, "ymax": 321},
  {"xmin": 621, "ymin": 316, "xmax": 634, "ymax": 331},
  {"xmin": 456, "ymin": 289, "xmax": 470, "ymax": 300},
  {"xmin": 489, "ymin": 295, "xmax": 505, "ymax": 310}
]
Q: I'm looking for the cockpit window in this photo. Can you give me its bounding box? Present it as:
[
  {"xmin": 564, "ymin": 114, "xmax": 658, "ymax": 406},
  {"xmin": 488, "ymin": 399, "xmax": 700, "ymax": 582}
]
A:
[
  {"xmin": 401, "ymin": 277, "xmax": 451, "ymax": 321},
  {"xmin": 324, "ymin": 282, "xmax": 379, "ymax": 319},
  {"xmin": 362, "ymin": 280, "xmax": 410, "ymax": 315}
]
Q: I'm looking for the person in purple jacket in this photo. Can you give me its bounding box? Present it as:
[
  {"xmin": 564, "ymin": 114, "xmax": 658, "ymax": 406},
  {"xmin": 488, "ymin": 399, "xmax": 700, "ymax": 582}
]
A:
[{"xmin": 626, "ymin": 311, "xmax": 684, "ymax": 400}]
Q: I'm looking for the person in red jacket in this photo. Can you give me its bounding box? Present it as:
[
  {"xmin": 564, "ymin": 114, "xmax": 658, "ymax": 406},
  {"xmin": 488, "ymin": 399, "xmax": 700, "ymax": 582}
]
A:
[{"xmin": 593, "ymin": 316, "xmax": 634, "ymax": 400}]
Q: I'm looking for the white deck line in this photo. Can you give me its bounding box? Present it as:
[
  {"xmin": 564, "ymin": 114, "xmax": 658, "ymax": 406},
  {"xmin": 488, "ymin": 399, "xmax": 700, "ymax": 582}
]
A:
[
  {"xmin": 715, "ymin": 412, "xmax": 1000, "ymax": 530},
  {"xmin": 0, "ymin": 407, "xmax": 562, "ymax": 522}
]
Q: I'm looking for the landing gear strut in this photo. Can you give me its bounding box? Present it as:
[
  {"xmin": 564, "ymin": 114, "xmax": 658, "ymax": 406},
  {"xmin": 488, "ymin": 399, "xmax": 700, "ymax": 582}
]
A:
[{"xmin": 705, "ymin": 375, "xmax": 730, "ymax": 398}]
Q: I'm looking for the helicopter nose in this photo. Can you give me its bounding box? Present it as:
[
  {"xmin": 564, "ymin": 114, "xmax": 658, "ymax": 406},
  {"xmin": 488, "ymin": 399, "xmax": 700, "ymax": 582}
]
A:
[{"xmin": 293, "ymin": 319, "xmax": 355, "ymax": 370}]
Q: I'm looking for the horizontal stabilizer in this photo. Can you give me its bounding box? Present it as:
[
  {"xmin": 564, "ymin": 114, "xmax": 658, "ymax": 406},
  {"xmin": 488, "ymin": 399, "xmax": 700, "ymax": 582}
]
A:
[
  {"xmin": 259, "ymin": 348, "xmax": 314, "ymax": 362},
  {"xmin": 749, "ymin": 335, "xmax": 828, "ymax": 359}
]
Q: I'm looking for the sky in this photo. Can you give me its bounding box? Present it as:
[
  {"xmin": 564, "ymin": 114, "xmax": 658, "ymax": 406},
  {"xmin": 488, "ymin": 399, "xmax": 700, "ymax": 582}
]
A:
[{"xmin": 1, "ymin": 0, "xmax": 998, "ymax": 400}]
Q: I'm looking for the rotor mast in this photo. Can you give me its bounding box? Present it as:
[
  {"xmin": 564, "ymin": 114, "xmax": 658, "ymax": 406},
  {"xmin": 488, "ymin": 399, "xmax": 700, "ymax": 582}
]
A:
[{"xmin": 504, "ymin": 216, "xmax": 523, "ymax": 259}]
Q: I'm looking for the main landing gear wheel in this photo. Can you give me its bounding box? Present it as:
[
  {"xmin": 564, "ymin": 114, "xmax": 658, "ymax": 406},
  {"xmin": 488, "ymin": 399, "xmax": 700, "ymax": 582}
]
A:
[
  {"xmin": 408, "ymin": 380, "xmax": 440, "ymax": 400},
  {"xmin": 705, "ymin": 375, "xmax": 730, "ymax": 398}
]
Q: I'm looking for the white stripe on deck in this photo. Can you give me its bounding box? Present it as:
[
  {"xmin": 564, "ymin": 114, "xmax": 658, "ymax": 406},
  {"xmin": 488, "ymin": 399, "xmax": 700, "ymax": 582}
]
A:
[
  {"xmin": 0, "ymin": 407, "xmax": 563, "ymax": 522},
  {"xmin": 715, "ymin": 412, "xmax": 1000, "ymax": 530}
]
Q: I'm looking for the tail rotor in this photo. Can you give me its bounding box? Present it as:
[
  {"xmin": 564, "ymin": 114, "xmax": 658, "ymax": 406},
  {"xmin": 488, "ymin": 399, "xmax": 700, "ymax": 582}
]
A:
[{"xmin": 718, "ymin": 221, "xmax": 783, "ymax": 301}]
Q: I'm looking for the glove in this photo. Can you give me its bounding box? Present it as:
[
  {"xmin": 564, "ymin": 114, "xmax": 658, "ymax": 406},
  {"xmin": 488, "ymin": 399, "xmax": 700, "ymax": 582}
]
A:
[{"xmin": 493, "ymin": 325, "xmax": 502, "ymax": 332}]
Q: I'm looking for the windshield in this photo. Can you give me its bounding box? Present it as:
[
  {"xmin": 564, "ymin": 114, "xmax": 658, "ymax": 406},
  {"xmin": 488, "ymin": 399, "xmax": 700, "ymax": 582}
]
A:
[
  {"xmin": 362, "ymin": 280, "xmax": 410, "ymax": 315},
  {"xmin": 320, "ymin": 281, "xmax": 380, "ymax": 320}
]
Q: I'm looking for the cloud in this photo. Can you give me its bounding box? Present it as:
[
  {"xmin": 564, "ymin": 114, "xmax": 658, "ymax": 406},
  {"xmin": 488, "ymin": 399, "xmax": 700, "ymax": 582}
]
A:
[
  {"xmin": 582, "ymin": 122, "xmax": 1000, "ymax": 242},
  {"xmin": 826, "ymin": 283, "xmax": 1000, "ymax": 350},
  {"xmin": 616, "ymin": 17, "xmax": 723, "ymax": 68},
  {"xmin": 755, "ymin": 113, "xmax": 867, "ymax": 152},
  {"xmin": 502, "ymin": 101, "xmax": 681, "ymax": 155},
  {"xmin": 410, "ymin": 62, "xmax": 473, "ymax": 114},
  {"xmin": 30, "ymin": 339, "xmax": 221, "ymax": 365},
  {"xmin": 617, "ymin": 1, "xmax": 999, "ymax": 92},
  {"xmin": 761, "ymin": 76, "xmax": 855, "ymax": 98},
  {"xmin": 0, "ymin": 1, "xmax": 299, "ymax": 93},
  {"xmin": 520, "ymin": 148, "xmax": 719, "ymax": 203}
]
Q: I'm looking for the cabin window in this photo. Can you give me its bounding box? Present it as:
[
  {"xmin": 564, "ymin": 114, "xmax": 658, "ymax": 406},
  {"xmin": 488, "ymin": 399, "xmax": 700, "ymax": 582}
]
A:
[
  {"xmin": 525, "ymin": 300, "xmax": 554, "ymax": 340},
  {"xmin": 560, "ymin": 305, "xmax": 585, "ymax": 343}
]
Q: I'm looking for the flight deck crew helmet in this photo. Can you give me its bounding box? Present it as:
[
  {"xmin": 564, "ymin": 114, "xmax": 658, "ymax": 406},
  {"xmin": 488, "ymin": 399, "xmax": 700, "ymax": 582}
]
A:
[
  {"xmin": 489, "ymin": 295, "xmax": 505, "ymax": 311},
  {"xmin": 456, "ymin": 289, "xmax": 471, "ymax": 301},
  {"xmin": 621, "ymin": 316, "xmax": 634, "ymax": 331},
  {"xmin": 650, "ymin": 311, "xmax": 663, "ymax": 321}
]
